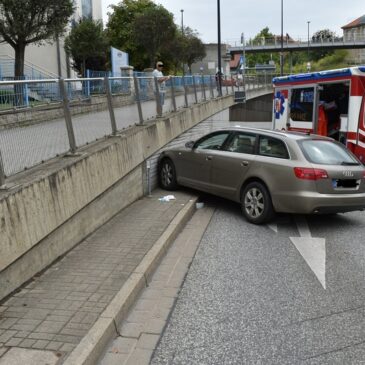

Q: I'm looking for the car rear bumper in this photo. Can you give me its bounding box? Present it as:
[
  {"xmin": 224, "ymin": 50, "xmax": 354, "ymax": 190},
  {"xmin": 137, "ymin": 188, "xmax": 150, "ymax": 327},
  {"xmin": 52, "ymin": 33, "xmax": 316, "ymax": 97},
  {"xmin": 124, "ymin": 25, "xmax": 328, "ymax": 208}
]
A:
[{"xmin": 273, "ymin": 191, "xmax": 365, "ymax": 214}]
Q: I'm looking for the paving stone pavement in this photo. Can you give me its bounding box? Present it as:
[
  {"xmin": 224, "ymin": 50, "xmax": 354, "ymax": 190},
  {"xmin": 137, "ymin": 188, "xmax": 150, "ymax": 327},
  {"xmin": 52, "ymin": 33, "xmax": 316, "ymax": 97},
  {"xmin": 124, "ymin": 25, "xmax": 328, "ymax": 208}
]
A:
[
  {"xmin": 98, "ymin": 205, "xmax": 215, "ymax": 365},
  {"xmin": 0, "ymin": 189, "xmax": 196, "ymax": 363}
]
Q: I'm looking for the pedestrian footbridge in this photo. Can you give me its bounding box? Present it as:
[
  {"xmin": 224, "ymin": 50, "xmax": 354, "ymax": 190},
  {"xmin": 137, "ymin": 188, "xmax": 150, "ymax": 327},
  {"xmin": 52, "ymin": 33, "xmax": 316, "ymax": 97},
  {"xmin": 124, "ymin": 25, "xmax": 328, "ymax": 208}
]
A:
[{"xmin": 0, "ymin": 75, "xmax": 273, "ymax": 300}]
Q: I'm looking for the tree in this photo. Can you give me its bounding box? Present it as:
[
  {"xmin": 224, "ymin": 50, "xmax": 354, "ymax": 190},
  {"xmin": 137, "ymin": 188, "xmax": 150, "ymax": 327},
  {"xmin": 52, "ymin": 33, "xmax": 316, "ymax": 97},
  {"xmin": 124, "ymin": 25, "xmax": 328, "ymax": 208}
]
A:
[
  {"xmin": 310, "ymin": 29, "xmax": 337, "ymax": 61},
  {"xmin": 65, "ymin": 19, "xmax": 109, "ymax": 76},
  {"xmin": 0, "ymin": 0, "xmax": 74, "ymax": 78},
  {"xmin": 178, "ymin": 27, "xmax": 206, "ymax": 73},
  {"xmin": 106, "ymin": 0, "xmax": 157, "ymax": 70},
  {"xmin": 132, "ymin": 5, "xmax": 176, "ymax": 67},
  {"xmin": 246, "ymin": 27, "xmax": 279, "ymax": 69}
]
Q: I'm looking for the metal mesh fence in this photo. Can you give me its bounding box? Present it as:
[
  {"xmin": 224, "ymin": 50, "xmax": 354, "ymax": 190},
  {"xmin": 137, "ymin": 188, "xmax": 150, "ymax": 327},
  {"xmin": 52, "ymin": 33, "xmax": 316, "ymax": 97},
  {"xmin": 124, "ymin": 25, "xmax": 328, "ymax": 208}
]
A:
[
  {"xmin": 0, "ymin": 73, "xmax": 274, "ymax": 183},
  {"xmin": 0, "ymin": 80, "xmax": 70, "ymax": 177}
]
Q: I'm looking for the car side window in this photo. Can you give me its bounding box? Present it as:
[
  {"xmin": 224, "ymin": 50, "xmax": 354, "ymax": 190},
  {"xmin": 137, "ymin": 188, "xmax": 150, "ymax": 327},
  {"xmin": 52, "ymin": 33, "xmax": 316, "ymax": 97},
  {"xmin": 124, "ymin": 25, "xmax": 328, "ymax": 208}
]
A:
[
  {"xmin": 227, "ymin": 133, "xmax": 255, "ymax": 154},
  {"xmin": 195, "ymin": 132, "xmax": 230, "ymax": 150},
  {"xmin": 259, "ymin": 136, "xmax": 289, "ymax": 159}
]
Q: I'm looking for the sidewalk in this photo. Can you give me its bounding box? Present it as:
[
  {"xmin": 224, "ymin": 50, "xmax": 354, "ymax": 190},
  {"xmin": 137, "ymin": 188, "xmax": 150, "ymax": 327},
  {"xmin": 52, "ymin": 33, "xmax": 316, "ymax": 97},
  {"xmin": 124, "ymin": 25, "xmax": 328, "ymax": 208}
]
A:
[{"xmin": 0, "ymin": 189, "xmax": 198, "ymax": 365}]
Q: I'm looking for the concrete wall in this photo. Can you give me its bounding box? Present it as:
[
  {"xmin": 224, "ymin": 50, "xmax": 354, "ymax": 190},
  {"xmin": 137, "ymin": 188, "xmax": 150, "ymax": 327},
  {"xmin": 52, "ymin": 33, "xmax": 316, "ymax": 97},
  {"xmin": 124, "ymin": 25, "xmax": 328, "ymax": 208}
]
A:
[
  {"xmin": 230, "ymin": 92, "xmax": 273, "ymax": 121},
  {"xmin": 0, "ymin": 95, "xmax": 234, "ymax": 301}
]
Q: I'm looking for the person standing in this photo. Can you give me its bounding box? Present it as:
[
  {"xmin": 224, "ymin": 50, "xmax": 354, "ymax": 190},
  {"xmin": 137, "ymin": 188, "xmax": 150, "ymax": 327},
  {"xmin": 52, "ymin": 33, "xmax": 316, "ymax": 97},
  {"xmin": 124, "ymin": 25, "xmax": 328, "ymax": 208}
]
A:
[{"xmin": 153, "ymin": 61, "xmax": 171, "ymax": 115}]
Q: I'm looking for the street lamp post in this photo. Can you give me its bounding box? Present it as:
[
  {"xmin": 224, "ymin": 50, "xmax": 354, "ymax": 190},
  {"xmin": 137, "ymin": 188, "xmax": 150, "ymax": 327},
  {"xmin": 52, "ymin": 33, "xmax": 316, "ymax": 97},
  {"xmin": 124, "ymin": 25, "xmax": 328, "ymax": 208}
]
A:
[
  {"xmin": 307, "ymin": 21, "xmax": 311, "ymax": 72},
  {"xmin": 280, "ymin": 0, "xmax": 284, "ymax": 76},
  {"xmin": 307, "ymin": 21, "xmax": 310, "ymax": 60},
  {"xmin": 217, "ymin": 0, "xmax": 222, "ymax": 96},
  {"xmin": 181, "ymin": 9, "xmax": 184, "ymax": 75}
]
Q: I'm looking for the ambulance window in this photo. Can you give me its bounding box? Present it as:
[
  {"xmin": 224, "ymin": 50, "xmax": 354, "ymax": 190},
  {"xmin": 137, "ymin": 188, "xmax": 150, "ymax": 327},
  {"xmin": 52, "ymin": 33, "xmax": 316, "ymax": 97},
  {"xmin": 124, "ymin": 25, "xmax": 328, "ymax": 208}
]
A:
[{"xmin": 290, "ymin": 87, "xmax": 314, "ymax": 122}]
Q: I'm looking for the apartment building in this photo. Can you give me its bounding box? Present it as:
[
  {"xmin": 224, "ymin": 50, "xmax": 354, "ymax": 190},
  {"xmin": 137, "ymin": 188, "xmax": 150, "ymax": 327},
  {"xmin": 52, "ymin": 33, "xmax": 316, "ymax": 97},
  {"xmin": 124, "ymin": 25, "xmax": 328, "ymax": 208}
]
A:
[{"xmin": 0, "ymin": 0, "xmax": 102, "ymax": 78}]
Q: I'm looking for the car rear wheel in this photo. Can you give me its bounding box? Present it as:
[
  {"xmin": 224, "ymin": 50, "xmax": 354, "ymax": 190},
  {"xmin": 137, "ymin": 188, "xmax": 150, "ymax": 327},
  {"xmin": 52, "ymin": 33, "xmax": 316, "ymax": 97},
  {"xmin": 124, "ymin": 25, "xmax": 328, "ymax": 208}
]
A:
[
  {"xmin": 241, "ymin": 182, "xmax": 274, "ymax": 224},
  {"xmin": 159, "ymin": 158, "xmax": 178, "ymax": 190}
]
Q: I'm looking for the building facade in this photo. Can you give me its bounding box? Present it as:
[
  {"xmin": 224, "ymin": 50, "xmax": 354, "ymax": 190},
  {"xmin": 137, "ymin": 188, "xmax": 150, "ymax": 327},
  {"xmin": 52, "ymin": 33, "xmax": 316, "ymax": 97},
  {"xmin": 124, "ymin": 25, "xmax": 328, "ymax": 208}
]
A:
[
  {"xmin": 0, "ymin": 0, "xmax": 102, "ymax": 78},
  {"xmin": 341, "ymin": 15, "xmax": 365, "ymax": 64},
  {"xmin": 190, "ymin": 43, "xmax": 231, "ymax": 76}
]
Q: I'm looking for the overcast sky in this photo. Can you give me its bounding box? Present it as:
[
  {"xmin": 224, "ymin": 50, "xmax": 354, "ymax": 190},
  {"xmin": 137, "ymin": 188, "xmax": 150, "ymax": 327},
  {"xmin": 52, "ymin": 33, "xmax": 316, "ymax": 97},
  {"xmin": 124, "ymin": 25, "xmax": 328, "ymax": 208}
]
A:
[{"xmin": 101, "ymin": 0, "xmax": 364, "ymax": 44}]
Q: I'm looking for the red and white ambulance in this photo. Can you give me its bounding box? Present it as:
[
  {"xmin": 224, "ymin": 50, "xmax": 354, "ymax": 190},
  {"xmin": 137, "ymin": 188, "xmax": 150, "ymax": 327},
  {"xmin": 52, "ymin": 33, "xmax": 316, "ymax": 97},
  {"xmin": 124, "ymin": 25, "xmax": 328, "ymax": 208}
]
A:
[{"xmin": 272, "ymin": 66, "xmax": 365, "ymax": 162}]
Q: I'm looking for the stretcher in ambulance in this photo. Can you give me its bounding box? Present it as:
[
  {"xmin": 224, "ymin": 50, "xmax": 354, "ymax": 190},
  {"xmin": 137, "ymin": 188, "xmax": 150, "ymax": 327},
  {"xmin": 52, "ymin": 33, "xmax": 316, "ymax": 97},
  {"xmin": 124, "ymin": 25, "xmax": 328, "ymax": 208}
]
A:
[{"xmin": 272, "ymin": 66, "xmax": 365, "ymax": 163}]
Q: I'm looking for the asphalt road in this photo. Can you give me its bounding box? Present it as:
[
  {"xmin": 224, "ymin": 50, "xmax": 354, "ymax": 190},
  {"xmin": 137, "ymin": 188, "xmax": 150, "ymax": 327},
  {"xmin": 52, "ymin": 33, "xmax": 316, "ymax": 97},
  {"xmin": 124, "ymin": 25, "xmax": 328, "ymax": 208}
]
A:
[{"xmin": 151, "ymin": 195, "xmax": 365, "ymax": 364}]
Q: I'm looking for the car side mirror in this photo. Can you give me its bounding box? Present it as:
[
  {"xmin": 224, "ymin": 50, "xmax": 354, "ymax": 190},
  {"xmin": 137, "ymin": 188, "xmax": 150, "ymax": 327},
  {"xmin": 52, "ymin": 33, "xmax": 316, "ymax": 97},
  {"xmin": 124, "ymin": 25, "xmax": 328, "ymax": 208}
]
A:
[{"xmin": 185, "ymin": 141, "xmax": 195, "ymax": 149}]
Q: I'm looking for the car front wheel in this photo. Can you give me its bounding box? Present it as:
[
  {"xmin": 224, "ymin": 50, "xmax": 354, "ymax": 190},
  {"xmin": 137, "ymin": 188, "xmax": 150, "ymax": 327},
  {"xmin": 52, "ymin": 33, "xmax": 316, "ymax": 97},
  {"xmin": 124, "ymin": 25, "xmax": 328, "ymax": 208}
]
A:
[
  {"xmin": 241, "ymin": 182, "xmax": 274, "ymax": 224},
  {"xmin": 159, "ymin": 158, "xmax": 178, "ymax": 190}
]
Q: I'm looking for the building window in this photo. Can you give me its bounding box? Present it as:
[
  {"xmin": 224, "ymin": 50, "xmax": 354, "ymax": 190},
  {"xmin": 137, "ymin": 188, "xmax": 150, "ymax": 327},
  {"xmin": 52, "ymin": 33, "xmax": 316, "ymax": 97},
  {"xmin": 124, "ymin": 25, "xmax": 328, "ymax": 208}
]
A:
[{"xmin": 82, "ymin": 0, "xmax": 92, "ymax": 18}]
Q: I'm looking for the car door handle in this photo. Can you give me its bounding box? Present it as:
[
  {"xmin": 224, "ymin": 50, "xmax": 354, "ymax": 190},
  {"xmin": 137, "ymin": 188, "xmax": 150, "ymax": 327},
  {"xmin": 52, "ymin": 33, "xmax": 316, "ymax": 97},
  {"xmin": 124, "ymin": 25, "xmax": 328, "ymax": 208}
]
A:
[
  {"xmin": 241, "ymin": 161, "xmax": 249, "ymax": 166},
  {"xmin": 206, "ymin": 156, "xmax": 213, "ymax": 161}
]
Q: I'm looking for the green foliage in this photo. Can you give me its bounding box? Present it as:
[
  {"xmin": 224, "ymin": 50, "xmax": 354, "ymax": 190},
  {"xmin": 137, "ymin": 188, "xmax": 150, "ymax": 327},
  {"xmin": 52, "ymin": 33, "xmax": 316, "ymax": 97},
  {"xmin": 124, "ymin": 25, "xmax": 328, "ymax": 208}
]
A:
[
  {"xmin": 292, "ymin": 50, "xmax": 349, "ymax": 73},
  {"xmin": 0, "ymin": 89, "xmax": 13, "ymax": 104},
  {"xmin": 246, "ymin": 27, "xmax": 348, "ymax": 75},
  {"xmin": 246, "ymin": 28, "xmax": 279, "ymax": 68},
  {"xmin": 106, "ymin": 0, "xmax": 158, "ymax": 69},
  {"xmin": 0, "ymin": 0, "xmax": 74, "ymax": 77},
  {"xmin": 173, "ymin": 27, "xmax": 206, "ymax": 73},
  {"xmin": 310, "ymin": 29, "xmax": 337, "ymax": 61},
  {"xmin": 65, "ymin": 18, "xmax": 109, "ymax": 76},
  {"xmin": 132, "ymin": 5, "xmax": 176, "ymax": 67},
  {"xmin": 105, "ymin": 0, "xmax": 206, "ymax": 72}
]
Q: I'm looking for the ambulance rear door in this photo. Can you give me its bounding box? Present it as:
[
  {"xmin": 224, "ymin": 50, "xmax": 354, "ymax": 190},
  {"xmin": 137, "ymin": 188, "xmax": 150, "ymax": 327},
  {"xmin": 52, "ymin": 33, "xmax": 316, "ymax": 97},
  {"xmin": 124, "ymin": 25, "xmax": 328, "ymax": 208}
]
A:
[{"xmin": 287, "ymin": 84, "xmax": 320, "ymax": 133}]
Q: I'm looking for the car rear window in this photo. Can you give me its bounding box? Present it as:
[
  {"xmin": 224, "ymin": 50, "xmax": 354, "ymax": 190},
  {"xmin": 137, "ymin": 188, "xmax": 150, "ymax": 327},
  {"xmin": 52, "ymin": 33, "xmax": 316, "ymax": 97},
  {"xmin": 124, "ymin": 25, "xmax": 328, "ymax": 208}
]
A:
[{"xmin": 299, "ymin": 139, "xmax": 360, "ymax": 165}]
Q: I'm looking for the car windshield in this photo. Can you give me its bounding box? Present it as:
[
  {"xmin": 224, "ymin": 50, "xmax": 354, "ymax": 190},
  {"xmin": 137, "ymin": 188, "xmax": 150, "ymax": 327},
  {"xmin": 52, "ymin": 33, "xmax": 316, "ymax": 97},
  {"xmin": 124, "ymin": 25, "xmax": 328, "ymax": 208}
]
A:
[{"xmin": 299, "ymin": 139, "xmax": 360, "ymax": 165}]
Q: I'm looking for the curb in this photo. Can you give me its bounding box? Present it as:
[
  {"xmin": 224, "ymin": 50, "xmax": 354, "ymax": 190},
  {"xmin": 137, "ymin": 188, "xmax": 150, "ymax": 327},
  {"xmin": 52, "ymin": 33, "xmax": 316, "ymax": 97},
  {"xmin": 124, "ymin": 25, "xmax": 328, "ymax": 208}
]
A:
[{"xmin": 62, "ymin": 197, "xmax": 198, "ymax": 365}]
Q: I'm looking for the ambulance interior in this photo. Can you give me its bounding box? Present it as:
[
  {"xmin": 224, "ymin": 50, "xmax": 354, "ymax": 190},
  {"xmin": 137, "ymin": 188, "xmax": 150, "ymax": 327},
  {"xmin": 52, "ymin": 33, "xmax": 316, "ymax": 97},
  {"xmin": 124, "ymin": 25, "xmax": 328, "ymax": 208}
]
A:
[{"xmin": 317, "ymin": 82, "xmax": 350, "ymax": 144}]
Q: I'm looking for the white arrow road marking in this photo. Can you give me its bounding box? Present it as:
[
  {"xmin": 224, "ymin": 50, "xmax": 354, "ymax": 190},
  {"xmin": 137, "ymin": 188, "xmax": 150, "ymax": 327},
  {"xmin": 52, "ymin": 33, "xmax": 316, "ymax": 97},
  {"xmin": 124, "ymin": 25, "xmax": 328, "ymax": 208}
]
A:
[
  {"xmin": 267, "ymin": 223, "xmax": 278, "ymax": 233},
  {"xmin": 290, "ymin": 215, "xmax": 327, "ymax": 289}
]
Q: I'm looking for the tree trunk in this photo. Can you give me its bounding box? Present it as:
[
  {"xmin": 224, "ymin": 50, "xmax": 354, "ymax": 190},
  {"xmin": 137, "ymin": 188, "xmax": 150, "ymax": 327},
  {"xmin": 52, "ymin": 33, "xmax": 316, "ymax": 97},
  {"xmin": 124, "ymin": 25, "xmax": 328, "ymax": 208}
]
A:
[
  {"xmin": 13, "ymin": 44, "xmax": 26, "ymax": 106},
  {"xmin": 14, "ymin": 44, "xmax": 26, "ymax": 79}
]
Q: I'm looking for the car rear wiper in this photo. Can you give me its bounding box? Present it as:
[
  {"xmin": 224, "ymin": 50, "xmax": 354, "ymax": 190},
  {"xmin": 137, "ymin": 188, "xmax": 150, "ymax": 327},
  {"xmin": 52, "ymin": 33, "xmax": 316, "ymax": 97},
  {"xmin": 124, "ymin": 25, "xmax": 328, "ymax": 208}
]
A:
[{"xmin": 340, "ymin": 161, "xmax": 360, "ymax": 166}]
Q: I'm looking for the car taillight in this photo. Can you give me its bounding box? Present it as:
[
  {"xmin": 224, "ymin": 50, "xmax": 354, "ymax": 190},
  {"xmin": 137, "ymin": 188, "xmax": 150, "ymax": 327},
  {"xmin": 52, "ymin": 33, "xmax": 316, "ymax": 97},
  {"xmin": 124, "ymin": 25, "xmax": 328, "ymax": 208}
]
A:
[{"xmin": 294, "ymin": 167, "xmax": 328, "ymax": 180}]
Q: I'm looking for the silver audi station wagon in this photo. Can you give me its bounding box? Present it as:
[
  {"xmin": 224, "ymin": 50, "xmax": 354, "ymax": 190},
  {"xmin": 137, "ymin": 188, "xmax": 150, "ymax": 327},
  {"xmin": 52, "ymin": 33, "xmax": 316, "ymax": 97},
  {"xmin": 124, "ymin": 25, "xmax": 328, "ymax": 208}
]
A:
[{"xmin": 158, "ymin": 127, "xmax": 365, "ymax": 224}]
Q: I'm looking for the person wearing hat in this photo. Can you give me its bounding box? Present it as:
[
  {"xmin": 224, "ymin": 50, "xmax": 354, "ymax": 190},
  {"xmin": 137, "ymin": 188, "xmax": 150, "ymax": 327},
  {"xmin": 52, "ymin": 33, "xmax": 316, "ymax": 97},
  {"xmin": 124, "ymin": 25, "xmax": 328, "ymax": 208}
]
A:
[{"xmin": 152, "ymin": 61, "xmax": 171, "ymax": 115}]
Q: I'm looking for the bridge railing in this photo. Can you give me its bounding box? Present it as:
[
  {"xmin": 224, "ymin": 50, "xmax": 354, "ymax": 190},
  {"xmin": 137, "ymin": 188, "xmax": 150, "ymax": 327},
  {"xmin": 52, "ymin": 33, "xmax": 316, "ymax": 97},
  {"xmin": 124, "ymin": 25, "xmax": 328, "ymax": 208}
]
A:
[
  {"xmin": 228, "ymin": 32, "xmax": 365, "ymax": 49},
  {"xmin": 0, "ymin": 74, "xmax": 274, "ymax": 186}
]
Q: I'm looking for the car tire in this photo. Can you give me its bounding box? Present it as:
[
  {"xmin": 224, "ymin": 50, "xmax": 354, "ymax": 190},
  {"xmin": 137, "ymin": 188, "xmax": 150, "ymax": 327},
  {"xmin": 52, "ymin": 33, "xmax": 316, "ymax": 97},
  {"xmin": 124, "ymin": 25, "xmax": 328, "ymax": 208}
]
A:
[
  {"xmin": 241, "ymin": 181, "xmax": 274, "ymax": 224},
  {"xmin": 159, "ymin": 158, "xmax": 178, "ymax": 190}
]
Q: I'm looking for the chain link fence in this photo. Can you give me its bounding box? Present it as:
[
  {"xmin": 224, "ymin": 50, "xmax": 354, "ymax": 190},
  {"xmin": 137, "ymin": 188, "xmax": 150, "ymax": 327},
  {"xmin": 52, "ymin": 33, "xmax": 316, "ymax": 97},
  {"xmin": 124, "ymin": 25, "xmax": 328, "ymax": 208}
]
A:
[{"xmin": 0, "ymin": 73, "xmax": 275, "ymax": 186}]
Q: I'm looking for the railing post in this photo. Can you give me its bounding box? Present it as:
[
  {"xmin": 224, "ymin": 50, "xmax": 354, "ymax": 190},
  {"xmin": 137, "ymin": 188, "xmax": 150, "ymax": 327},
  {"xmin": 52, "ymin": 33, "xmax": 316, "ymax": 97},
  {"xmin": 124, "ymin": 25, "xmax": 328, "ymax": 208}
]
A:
[
  {"xmin": 231, "ymin": 77, "xmax": 234, "ymax": 94},
  {"xmin": 133, "ymin": 76, "xmax": 144, "ymax": 124},
  {"xmin": 170, "ymin": 76, "xmax": 177, "ymax": 112},
  {"xmin": 59, "ymin": 78, "xmax": 77, "ymax": 154},
  {"xmin": 24, "ymin": 78, "xmax": 29, "ymax": 107},
  {"xmin": 0, "ymin": 148, "xmax": 6, "ymax": 188},
  {"xmin": 86, "ymin": 69, "xmax": 91, "ymax": 97},
  {"xmin": 209, "ymin": 75, "xmax": 214, "ymax": 99},
  {"xmin": 104, "ymin": 77, "xmax": 117, "ymax": 135},
  {"xmin": 225, "ymin": 76, "xmax": 229, "ymax": 95},
  {"xmin": 192, "ymin": 75, "xmax": 198, "ymax": 103},
  {"xmin": 182, "ymin": 76, "xmax": 189, "ymax": 107},
  {"xmin": 201, "ymin": 75, "xmax": 206, "ymax": 101},
  {"xmin": 154, "ymin": 76, "xmax": 162, "ymax": 117}
]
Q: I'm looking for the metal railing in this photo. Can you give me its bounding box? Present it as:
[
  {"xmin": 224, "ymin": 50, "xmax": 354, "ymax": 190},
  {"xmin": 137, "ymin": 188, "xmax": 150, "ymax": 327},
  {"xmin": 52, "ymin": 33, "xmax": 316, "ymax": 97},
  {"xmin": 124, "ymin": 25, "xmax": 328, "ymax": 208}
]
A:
[
  {"xmin": 0, "ymin": 73, "xmax": 274, "ymax": 187},
  {"xmin": 228, "ymin": 32, "xmax": 365, "ymax": 48}
]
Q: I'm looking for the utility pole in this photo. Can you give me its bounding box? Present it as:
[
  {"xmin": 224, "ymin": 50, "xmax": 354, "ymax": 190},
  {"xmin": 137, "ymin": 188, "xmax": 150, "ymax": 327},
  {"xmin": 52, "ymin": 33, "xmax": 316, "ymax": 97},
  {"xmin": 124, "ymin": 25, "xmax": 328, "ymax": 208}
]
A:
[
  {"xmin": 280, "ymin": 0, "xmax": 284, "ymax": 76},
  {"xmin": 181, "ymin": 9, "xmax": 184, "ymax": 75},
  {"xmin": 217, "ymin": 0, "xmax": 222, "ymax": 96},
  {"xmin": 307, "ymin": 21, "xmax": 311, "ymax": 59}
]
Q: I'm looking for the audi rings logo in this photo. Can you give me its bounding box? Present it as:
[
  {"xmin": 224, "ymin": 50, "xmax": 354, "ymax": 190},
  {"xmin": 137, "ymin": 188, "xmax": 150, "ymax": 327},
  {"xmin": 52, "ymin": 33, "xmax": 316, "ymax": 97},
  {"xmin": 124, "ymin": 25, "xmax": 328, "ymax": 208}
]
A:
[{"xmin": 343, "ymin": 171, "xmax": 354, "ymax": 177}]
